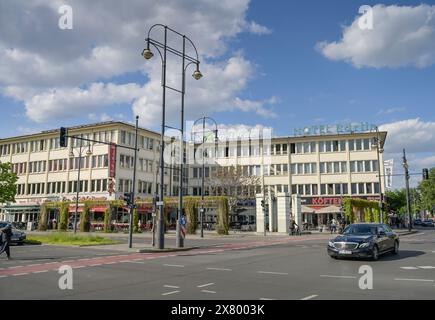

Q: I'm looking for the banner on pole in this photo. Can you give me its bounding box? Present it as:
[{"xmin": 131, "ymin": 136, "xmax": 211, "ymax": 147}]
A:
[{"xmin": 384, "ymin": 159, "xmax": 394, "ymax": 190}]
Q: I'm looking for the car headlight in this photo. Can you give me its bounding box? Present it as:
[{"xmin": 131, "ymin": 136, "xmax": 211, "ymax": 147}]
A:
[
  {"xmin": 328, "ymin": 241, "xmax": 335, "ymax": 248},
  {"xmin": 359, "ymin": 242, "xmax": 371, "ymax": 248}
]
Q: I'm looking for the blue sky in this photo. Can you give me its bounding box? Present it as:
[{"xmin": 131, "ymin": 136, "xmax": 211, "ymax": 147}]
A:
[{"xmin": 0, "ymin": 0, "xmax": 434, "ymax": 187}]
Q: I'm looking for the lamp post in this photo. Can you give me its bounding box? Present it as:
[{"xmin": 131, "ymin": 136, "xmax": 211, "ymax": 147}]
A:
[
  {"xmin": 192, "ymin": 117, "xmax": 218, "ymax": 238},
  {"xmin": 143, "ymin": 24, "xmax": 202, "ymax": 249},
  {"xmin": 402, "ymin": 149, "xmax": 412, "ymax": 232},
  {"xmin": 372, "ymin": 127, "xmax": 384, "ymax": 223},
  {"xmin": 69, "ymin": 139, "xmax": 92, "ymax": 234}
]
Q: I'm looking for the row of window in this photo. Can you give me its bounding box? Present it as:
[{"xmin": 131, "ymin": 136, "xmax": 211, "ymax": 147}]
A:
[
  {"xmin": 290, "ymin": 182, "xmax": 380, "ymax": 196},
  {"xmin": 20, "ymin": 179, "xmax": 110, "ymax": 195},
  {"xmin": 120, "ymin": 131, "xmax": 156, "ymax": 150}
]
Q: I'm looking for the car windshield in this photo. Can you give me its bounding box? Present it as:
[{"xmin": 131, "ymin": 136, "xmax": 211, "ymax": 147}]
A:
[
  {"xmin": 0, "ymin": 223, "xmax": 7, "ymax": 228},
  {"xmin": 343, "ymin": 225, "xmax": 377, "ymax": 235}
]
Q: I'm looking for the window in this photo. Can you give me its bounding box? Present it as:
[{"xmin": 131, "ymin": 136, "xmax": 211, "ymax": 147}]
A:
[
  {"xmin": 357, "ymin": 161, "xmax": 364, "ymax": 173},
  {"xmin": 334, "ymin": 162, "xmax": 340, "ymax": 173},
  {"xmin": 305, "ymin": 184, "xmax": 311, "ymax": 195},
  {"xmin": 310, "ymin": 142, "xmax": 317, "ymax": 153},
  {"xmin": 365, "ymin": 160, "xmax": 371, "ymax": 172},
  {"xmin": 296, "ymin": 143, "xmax": 303, "ymax": 154},
  {"xmin": 339, "ymin": 140, "xmax": 346, "ymax": 152},
  {"xmin": 366, "ymin": 183, "xmax": 373, "ymax": 194},
  {"xmin": 290, "ymin": 164, "xmax": 296, "ymax": 174},
  {"xmin": 358, "ymin": 183, "xmax": 365, "ymax": 195},
  {"xmin": 374, "ymin": 183, "xmax": 380, "ymax": 194},
  {"xmin": 350, "ymin": 161, "xmax": 356, "ymax": 173},
  {"xmin": 303, "ymin": 143, "xmax": 310, "ymax": 154},
  {"xmin": 351, "ymin": 183, "xmax": 357, "ymax": 194},
  {"xmin": 298, "ymin": 185, "xmax": 304, "ymax": 195},
  {"xmin": 342, "ymin": 184, "xmax": 348, "ymax": 195},
  {"xmin": 333, "ymin": 141, "xmax": 339, "ymax": 152},
  {"xmin": 363, "ymin": 139, "xmax": 370, "ymax": 150},
  {"xmin": 321, "ymin": 184, "xmax": 327, "ymax": 195},
  {"xmin": 341, "ymin": 162, "xmax": 347, "ymax": 173},
  {"xmin": 325, "ymin": 141, "xmax": 332, "ymax": 152},
  {"xmin": 327, "ymin": 162, "xmax": 333, "ymax": 174},
  {"xmin": 290, "ymin": 143, "xmax": 296, "ymax": 154},
  {"xmin": 335, "ymin": 184, "xmax": 342, "ymax": 195},
  {"xmin": 275, "ymin": 144, "xmax": 281, "ymax": 155},
  {"xmin": 355, "ymin": 139, "xmax": 362, "ymax": 151},
  {"xmin": 372, "ymin": 160, "xmax": 379, "ymax": 172},
  {"xmin": 282, "ymin": 144, "xmax": 288, "ymax": 155},
  {"xmin": 304, "ymin": 163, "xmax": 310, "ymax": 175},
  {"xmin": 311, "ymin": 163, "xmax": 317, "ymax": 174},
  {"xmin": 349, "ymin": 140, "xmax": 355, "ymax": 151},
  {"xmin": 328, "ymin": 184, "xmax": 334, "ymax": 195},
  {"xmin": 297, "ymin": 163, "xmax": 303, "ymax": 175},
  {"xmin": 312, "ymin": 184, "xmax": 318, "ymax": 195}
]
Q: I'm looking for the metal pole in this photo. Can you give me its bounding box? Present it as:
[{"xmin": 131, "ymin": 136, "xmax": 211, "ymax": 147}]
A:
[
  {"xmin": 128, "ymin": 116, "xmax": 139, "ymax": 249},
  {"xmin": 403, "ymin": 149, "xmax": 412, "ymax": 232},
  {"xmin": 157, "ymin": 26, "xmax": 168, "ymax": 250},
  {"xmin": 74, "ymin": 144, "xmax": 82, "ymax": 234},
  {"xmin": 376, "ymin": 128, "xmax": 384, "ymax": 223},
  {"xmin": 261, "ymin": 143, "xmax": 266, "ymax": 237},
  {"xmin": 176, "ymin": 37, "xmax": 186, "ymax": 248},
  {"xmin": 201, "ymin": 117, "xmax": 205, "ymax": 238}
]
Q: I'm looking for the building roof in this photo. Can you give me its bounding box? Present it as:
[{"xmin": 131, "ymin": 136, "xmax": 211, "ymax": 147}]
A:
[{"xmin": 0, "ymin": 121, "xmax": 160, "ymax": 142}]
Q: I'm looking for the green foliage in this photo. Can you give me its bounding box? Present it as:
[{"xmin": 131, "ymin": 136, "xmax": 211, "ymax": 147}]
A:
[
  {"xmin": 185, "ymin": 199, "xmax": 198, "ymax": 234},
  {"xmin": 216, "ymin": 197, "xmax": 229, "ymax": 235},
  {"xmin": 58, "ymin": 205, "xmax": 69, "ymax": 231},
  {"xmin": 27, "ymin": 233, "xmax": 118, "ymax": 246},
  {"xmin": 38, "ymin": 205, "xmax": 48, "ymax": 231},
  {"xmin": 133, "ymin": 209, "xmax": 139, "ymax": 233},
  {"xmin": 419, "ymin": 167, "xmax": 435, "ymax": 213},
  {"xmin": 342, "ymin": 198, "xmax": 384, "ymax": 223},
  {"xmin": 0, "ymin": 162, "xmax": 18, "ymax": 203},
  {"xmin": 80, "ymin": 205, "xmax": 91, "ymax": 232},
  {"xmin": 104, "ymin": 208, "xmax": 111, "ymax": 233}
]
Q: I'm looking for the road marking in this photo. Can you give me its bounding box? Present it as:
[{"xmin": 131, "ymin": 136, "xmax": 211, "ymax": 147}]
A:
[
  {"xmin": 197, "ymin": 283, "xmax": 215, "ymax": 288},
  {"xmin": 401, "ymin": 267, "xmax": 419, "ymax": 270},
  {"xmin": 418, "ymin": 266, "xmax": 435, "ymax": 269},
  {"xmin": 27, "ymin": 264, "xmax": 42, "ymax": 267},
  {"xmin": 0, "ymin": 275, "xmax": 6, "ymax": 279},
  {"xmin": 162, "ymin": 290, "xmax": 180, "ymax": 296},
  {"xmin": 207, "ymin": 268, "xmax": 232, "ymax": 271},
  {"xmin": 164, "ymin": 285, "xmax": 180, "ymax": 289},
  {"xmin": 164, "ymin": 264, "xmax": 185, "ymax": 268},
  {"xmin": 89, "ymin": 264, "xmax": 102, "ymax": 267},
  {"xmin": 73, "ymin": 266, "xmax": 86, "ymax": 269},
  {"xmin": 120, "ymin": 260, "xmax": 131, "ymax": 263},
  {"xmin": 33, "ymin": 270, "xmax": 48, "ymax": 274},
  {"xmin": 394, "ymin": 278, "xmax": 434, "ymax": 282},
  {"xmin": 320, "ymin": 275, "xmax": 357, "ymax": 279},
  {"xmin": 12, "ymin": 273, "xmax": 29, "ymax": 276},
  {"xmin": 258, "ymin": 271, "xmax": 288, "ymax": 276},
  {"xmin": 127, "ymin": 261, "xmax": 145, "ymax": 264},
  {"xmin": 301, "ymin": 295, "xmax": 318, "ymax": 300},
  {"xmin": 259, "ymin": 298, "xmax": 274, "ymax": 300},
  {"xmin": 201, "ymin": 290, "xmax": 216, "ymax": 294},
  {"xmin": 8, "ymin": 266, "xmax": 24, "ymax": 269}
]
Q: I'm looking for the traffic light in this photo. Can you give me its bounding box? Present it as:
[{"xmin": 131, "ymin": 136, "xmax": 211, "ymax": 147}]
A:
[
  {"xmin": 122, "ymin": 192, "xmax": 133, "ymax": 206},
  {"xmin": 261, "ymin": 200, "xmax": 265, "ymax": 208},
  {"xmin": 59, "ymin": 127, "xmax": 68, "ymax": 147},
  {"xmin": 423, "ymin": 168, "xmax": 430, "ymax": 181}
]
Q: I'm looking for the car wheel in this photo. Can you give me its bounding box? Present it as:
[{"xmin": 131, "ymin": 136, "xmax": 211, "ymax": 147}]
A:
[
  {"xmin": 371, "ymin": 245, "xmax": 379, "ymax": 261},
  {"xmin": 392, "ymin": 241, "xmax": 399, "ymax": 255}
]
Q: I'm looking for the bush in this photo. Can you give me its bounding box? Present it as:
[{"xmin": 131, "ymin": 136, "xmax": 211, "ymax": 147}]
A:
[
  {"xmin": 58, "ymin": 205, "xmax": 69, "ymax": 231},
  {"xmin": 133, "ymin": 209, "xmax": 139, "ymax": 233},
  {"xmin": 104, "ymin": 209, "xmax": 111, "ymax": 233},
  {"xmin": 185, "ymin": 200, "xmax": 198, "ymax": 235},
  {"xmin": 80, "ymin": 205, "xmax": 91, "ymax": 232},
  {"xmin": 217, "ymin": 198, "xmax": 229, "ymax": 235}
]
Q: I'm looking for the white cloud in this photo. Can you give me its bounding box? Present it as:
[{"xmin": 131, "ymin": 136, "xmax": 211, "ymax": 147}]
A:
[
  {"xmin": 246, "ymin": 21, "xmax": 272, "ymax": 35},
  {"xmin": 0, "ymin": 0, "xmax": 275, "ymax": 127},
  {"xmin": 317, "ymin": 4, "xmax": 435, "ymax": 68},
  {"xmin": 380, "ymin": 118, "xmax": 435, "ymax": 154},
  {"xmin": 377, "ymin": 107, "xmax": 406, "ymax": 116}
]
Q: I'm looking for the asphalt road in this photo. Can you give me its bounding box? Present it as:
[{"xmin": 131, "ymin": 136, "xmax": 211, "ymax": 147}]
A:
[{"xmin": 1, "ymin": 230, "xmax": 434, "ymax": 300}]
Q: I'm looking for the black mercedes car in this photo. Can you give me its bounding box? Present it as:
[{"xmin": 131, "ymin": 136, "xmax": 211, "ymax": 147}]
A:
[{"xmin": 327, "ymin": 223, "xmax": 399, "ymax": 261}]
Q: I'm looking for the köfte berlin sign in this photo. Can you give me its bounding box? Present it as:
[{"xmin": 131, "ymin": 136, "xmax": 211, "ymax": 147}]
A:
[{"xmin": 294, "ymin": 122, "xmax": 377, "ymax": 137}]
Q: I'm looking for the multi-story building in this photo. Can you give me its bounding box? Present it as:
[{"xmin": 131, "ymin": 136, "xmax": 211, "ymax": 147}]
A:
[
  {"xmin": 187, "ymin": 130, "xmax": 387, "ymax": 229},
  {"xmin": 0, "ymin": 122, "xmax": 182, "ymax": 224},
  {"xmin": 0, "ymin": 121, "xmax": 387, "ymax": 232}
]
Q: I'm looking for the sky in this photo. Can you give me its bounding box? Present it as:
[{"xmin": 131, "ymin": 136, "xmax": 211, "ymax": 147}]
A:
[{"xmin": 0, "ymin": 0, "xmax": 434, "ymax": 188}]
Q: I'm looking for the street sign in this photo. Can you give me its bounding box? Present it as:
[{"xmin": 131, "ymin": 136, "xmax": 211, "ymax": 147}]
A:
[
  {"xmin": 156, "ymin": 201, "xmax": 164, "ymax": 206},
  {"xmin": 180, "ymin": 216, "xmax": 187, "ymax": 226}
]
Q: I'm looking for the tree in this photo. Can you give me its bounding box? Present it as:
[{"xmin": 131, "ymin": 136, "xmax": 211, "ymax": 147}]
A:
[
  {"xmin": 207, "ymin": 165, "xmax": 261, "ymax": 214},
  {"xmin": 419, "ymin": 167, "xmax": 435, "ymax": 213},
  {"xmin": 0, "ymin": 162, "xmax": 18, "ymax": 204}
]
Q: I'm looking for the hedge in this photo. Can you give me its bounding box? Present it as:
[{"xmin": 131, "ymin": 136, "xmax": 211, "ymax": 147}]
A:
[
  {"xmin": 79, "ymin": 205, "xmax": 91, "ymax": 232},
  {"xmin": 343, "ymin": 198, "xmax": 386, "ymax": 224},
  {"xmin": 58, "ymin": 205, "xmax": 69, "ymax": 231},
  {"xmin": 104, "ymin": 208, "xmax": 111, "ymax": 233},
  {"xmin": 216, "ymin": 197, "xmax": 229, "ymax": 235}
]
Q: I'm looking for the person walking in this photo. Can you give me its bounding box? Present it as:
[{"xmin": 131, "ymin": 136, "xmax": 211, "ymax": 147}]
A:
[
  {"xmin": 330, "ymin": 218, "xmax": 337, "ymax": 234},
  {"xmin": 0, "ymin": 224, "xmax": 13, "ymax": 260}
]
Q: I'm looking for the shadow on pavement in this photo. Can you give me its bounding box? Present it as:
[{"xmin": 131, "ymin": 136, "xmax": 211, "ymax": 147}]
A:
[{"xmin": 381, "ymin": 250, "xmax": 426, "ymax": 261}]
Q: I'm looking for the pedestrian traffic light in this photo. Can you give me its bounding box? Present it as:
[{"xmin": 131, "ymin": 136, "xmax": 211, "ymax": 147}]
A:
[
  {"xmin": 59, "ymin": 127, "xmax": 68, "ymax": 147},
  {"xmin": 423, "ymin": 168, "xmax": 430, "ymax": 181}
]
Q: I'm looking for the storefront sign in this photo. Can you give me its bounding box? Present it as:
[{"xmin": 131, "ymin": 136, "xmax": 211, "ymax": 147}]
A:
[
  {"xmin": 294, "ymin": 122, "xmax": 377, "ymax": 137},
  {"xmin": 109, "ymin": 143, "xmax": 117, "ymax": 178},
  {"xmin": 302, "ymin": 196, "xmax": 380, "ymax": 205}
]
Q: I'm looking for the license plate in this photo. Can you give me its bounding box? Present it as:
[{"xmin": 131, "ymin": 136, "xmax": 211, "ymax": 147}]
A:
[{"xmin": 339, "ymin": 250, "xmax": 352, "ymax": 255}]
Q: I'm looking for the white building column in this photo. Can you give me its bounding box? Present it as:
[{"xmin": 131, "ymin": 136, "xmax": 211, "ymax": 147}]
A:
[
  {"xmin": 292, "ymin": 194, "xmax": 302, "ymax": 227},
  {"xmin": 277, "ymin": 193, "xmax": 291, "ymax": 233},
  {"xmin": 255, "ymin": 194, "xmax": 265, "ymax": 234}
]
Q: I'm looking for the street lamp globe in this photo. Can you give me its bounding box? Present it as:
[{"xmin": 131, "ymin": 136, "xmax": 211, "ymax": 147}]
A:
[
  {"xmin": 69, "ymin": 151, "xmax": 75, "ymax": 159},
  {"xmin": 86, "ymin": 148, "xmax": 93, "ymax": 157},
  {"xmin": 142, "ymin": 48, "xmax": 154, "ymax": 60},
  {"xmin": 192, "ymin": 69, "xmax": 203, "ymax": 80}
]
